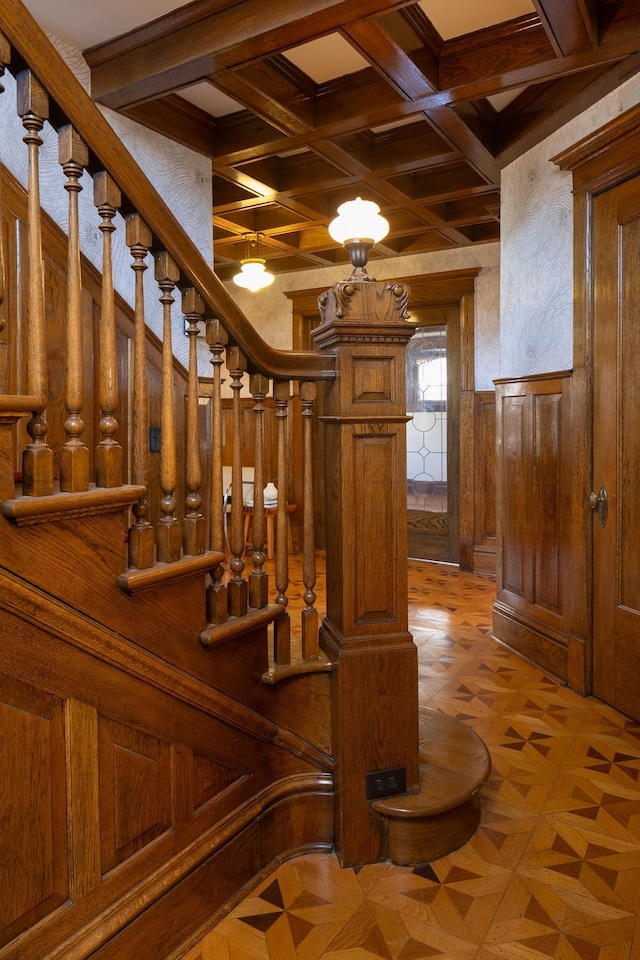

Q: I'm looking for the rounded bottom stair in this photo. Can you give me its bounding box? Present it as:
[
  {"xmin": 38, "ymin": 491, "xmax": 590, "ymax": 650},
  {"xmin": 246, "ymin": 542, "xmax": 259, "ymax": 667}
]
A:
[{"xmin": 372, "ymin": 707, "xmax": 491, "ymax": 865}]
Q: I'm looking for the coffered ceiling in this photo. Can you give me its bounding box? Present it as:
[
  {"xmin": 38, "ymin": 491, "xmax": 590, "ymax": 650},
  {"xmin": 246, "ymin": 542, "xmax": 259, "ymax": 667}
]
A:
[{"xmin": 25, "ymin": 0, "xmax": 640, "ymax": 280}]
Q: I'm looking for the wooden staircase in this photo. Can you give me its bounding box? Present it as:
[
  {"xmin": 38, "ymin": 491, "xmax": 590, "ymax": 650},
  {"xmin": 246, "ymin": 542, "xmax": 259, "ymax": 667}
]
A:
[{"xmin": 0, "ymin": 4, "xmax": 490, "ymax": 959}]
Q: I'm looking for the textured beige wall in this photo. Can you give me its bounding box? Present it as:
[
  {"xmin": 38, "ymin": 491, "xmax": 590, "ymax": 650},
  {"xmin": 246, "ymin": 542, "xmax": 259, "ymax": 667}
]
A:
[{"xmin": 500, "ymin": 70, "xmax": 640, "ymax": 378}]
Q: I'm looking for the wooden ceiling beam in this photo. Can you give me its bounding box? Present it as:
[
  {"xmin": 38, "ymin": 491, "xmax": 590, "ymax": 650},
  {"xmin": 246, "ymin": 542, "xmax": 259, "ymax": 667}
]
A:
[
  {"xmin": 342, "ymin": 19, "xmax": 500, "ymax": 182},
  {"xmin": 212, "ymin": 65, "xmax": 315, "ymax": 135},
  {"xmin": 125, "ymin": 11, "xmax": 640, "ymax": 174},
  {"xmin": 497, "ymin": 53, "xmax": 640, "ymax": 165},
  {"xmin": 122, "ymin": 94, "xmax": 217, "ymax": 157},
  {"xmin": 342, "ymin": 18, "xmax": 435, "ymax": 99},
  {"xmin": 87, "ymin": 0, "xmax": 413, "ymax": 109},
  {"xmin": 439, "ymin": 14, "xmax": 640, "ymax": 91},
  {"xmin": 421, "ymin": 106, "xmax": 499, "ymax": 183},
  {"xmin": 531, "ymin": 0, "xmax": 599, "ymax": 56}
]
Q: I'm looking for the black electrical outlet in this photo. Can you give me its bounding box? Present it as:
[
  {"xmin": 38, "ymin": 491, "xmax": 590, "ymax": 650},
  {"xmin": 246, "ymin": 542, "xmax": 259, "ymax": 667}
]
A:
[
  {"xmin": 148, "ymin": 425, "xmax": 161, "ymax": 452},
  {"xmin": 365, "ymin": 765, "xmax": 406, "ymax": 800}
]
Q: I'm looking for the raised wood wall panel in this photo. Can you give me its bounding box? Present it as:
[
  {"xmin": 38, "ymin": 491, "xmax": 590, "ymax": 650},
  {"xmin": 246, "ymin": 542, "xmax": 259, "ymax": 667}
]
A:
[
  {"xmin": 192, "ymin": 752, "xmax": 246, "ymax": 814},
  {"xmin": 474, "ymin": 391, "xmax": 496, "ymax": 572},
  {"xmin": 474, "ymin": 393, "xmax": 496, "ymax": 542},
  {"xmin": 354, "ymin": 431, "xmax": 397, "ymax": 624},
  {"xmin": 98, "ymin": 717, "xmax": 173, "ymax": 874},
  {"xmin": 0, "ymin": 673, "xmax": 68, "ymax": 948},
  {"xmin": 494, "ymin": 372, "xmax": 572, "ymax": 682},
  {"xmin": 459, "ymin": 391, "xmax": 474, "ymax": 571}
]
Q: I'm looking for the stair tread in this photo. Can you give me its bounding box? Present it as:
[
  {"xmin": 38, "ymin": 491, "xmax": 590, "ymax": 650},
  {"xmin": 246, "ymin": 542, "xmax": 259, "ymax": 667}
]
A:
[
  {"xmin": 372, "ymin": 708, "xmax": 490, "ymax": 818},
  {"xmin": 2, "ymin": 482, "xmax": 146, "ymax": 524}
]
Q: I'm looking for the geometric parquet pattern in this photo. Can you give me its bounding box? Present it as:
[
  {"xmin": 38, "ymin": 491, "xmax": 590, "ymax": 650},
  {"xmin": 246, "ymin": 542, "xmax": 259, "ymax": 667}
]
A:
[{"xmin": 180, "ymin": 558, "xmax": 640, "ymax": 960}]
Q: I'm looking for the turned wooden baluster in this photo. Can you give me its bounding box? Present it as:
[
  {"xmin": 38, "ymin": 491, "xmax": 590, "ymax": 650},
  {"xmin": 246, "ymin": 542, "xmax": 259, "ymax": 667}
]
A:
[
  {"xmin": 248, "ymin": 373, "xmax": 269, "ymax": 609},
  {"xmin": 59, "ymin": 125, "xmax": 89, "ymax": 492},
  {"xmin": 126, "ymin": 213, "xmax": 154, "ymax": 569},
  {"xmin": 226, "ymin": 345, "xmax": 248, "ymax": 617},
  {"xmin": 206, "ymin": 318, "xmax": 228, "ymax": 624},
  {"xmin": 155, "ymin": 252, "xmax": 182, "ymax": 562},
  {"xmin": 182, "ymin": 287, "xmax": 206, "ymax": 557},
  {"xmin": 17, "ymin": 70, "xmax": 52, "ymax": 496},
  {"xmin": 0, "ymin": 33, "xmax": 9, "ymax": 394},
  {"xmin": 273, "ymin": 380, "xmax": 291, "ymax": 665},
  {"xmin": 300, "ymin": 381, "xmax": 320, "ymax": 658},
  {"xmin": 93, "ymin": 171, "xmax": 123, "ymax": 487}
]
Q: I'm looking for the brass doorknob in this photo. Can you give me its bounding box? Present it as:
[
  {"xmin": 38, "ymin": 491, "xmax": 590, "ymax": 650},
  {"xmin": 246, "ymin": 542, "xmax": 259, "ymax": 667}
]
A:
[{"xmin": 589, "ymin": 487, "xmax": 608, "ymax": 527}]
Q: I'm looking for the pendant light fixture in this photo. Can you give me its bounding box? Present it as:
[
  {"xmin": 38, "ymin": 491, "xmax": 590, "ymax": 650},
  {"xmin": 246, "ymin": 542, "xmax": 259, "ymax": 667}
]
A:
[
  {"xmin": 233, "ymin": 232, "xmax": 274, "ymax": 292},
  {"xmin": 328, "ymin": 197, "xmax": 389, "ymax": 281}
]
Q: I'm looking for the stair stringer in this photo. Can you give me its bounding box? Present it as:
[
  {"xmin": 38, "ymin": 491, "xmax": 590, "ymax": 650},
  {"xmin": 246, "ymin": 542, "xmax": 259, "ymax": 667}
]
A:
[{"xmin": 0, "ymin": 488, "xmax": 333, "ymax": 754}]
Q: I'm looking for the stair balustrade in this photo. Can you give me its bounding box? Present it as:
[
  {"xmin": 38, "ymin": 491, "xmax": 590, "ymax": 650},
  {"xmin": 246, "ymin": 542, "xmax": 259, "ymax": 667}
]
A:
[{"xmin": 0, "ymin": 18, "xmax": 330, "ymax": 678}]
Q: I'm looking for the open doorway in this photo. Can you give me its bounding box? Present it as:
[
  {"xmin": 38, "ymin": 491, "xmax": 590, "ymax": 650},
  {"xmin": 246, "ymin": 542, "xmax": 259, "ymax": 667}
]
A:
[
  {"xmin": 406, "ymin": 308, "xmax": 461, "ymax": 562},
  {"xmin": 406, "ymin": 325, "xmax": 449, "ymax": 560}
]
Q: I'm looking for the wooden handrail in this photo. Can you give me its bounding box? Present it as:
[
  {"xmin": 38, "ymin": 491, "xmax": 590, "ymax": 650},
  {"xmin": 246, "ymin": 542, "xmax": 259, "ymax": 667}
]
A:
[{"xmin": 0, "ymin": 0, "xmax": 335, "ymax": 382}]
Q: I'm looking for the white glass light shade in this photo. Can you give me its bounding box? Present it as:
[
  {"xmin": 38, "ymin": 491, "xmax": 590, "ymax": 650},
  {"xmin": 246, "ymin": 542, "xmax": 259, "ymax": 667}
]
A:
[
  {"xmin": 233, "ymin": 257, "xmax": 275, "ymax": 292},
  {"xmin": 328, "ymin": 197, "xmax": 389, "ymax": 245}
]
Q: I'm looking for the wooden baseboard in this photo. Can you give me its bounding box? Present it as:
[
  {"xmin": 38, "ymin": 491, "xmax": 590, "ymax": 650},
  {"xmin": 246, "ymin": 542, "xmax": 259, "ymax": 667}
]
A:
[
  {"xmin": 472, "ymin": 546, "xmax": 496, "ymax": 575},
  {"xmin": 492, "ymin": 601, "xmax": 568, "ymax": 684},
  {"xmin": 460, "ymin": 541, "xmax": 496, "ymax": 575},
  {"xmin": 89, "ymin": 786, "xmax": 335, "ymax": 960}
]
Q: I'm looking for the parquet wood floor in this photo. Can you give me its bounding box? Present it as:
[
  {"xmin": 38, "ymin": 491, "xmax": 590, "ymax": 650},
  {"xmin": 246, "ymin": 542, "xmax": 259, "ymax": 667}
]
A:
[{"xmin": 180, "ymin": 557, "xmax": 640, "ymax": 960}]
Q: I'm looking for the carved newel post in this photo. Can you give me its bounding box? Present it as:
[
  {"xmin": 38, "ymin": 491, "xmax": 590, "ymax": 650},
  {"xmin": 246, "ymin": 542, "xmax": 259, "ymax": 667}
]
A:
[{"xmin": 313, "ymin": 277, "xmax": 418, "ymax": 867}]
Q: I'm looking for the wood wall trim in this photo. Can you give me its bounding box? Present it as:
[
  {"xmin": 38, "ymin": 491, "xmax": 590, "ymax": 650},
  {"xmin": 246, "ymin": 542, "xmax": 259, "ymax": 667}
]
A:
[
  {"xmin": 493, "ymin": 369, "xmax": 573, "ymax": 385},
  {"xmin": 552, "ymin": 101, "xmax": 640, "ymax": 193}
]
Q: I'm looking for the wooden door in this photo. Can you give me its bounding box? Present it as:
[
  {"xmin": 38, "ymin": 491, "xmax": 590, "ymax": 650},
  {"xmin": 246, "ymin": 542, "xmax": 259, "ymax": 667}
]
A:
[{"xmin": 592, "ymin": 176, "xmax": 640, "ymax": 722}]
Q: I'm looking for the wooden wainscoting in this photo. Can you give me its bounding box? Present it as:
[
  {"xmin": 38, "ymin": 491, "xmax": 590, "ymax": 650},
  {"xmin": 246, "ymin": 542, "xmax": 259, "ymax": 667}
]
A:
[
  {"xmin": 460, "ymin": 390, "xmax": 496, "ymax": 575},
  {"xmin": 493, "ymin": 371, "xmax": 580, "ymax": 686},
  {"xmin": 0, "ymin": 569, "xmax": 333, "ymax": 960}
]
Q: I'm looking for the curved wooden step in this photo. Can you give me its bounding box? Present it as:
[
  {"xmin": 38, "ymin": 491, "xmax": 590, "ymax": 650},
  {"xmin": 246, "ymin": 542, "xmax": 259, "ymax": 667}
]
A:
[{"xmin": 372, "ymin": 708, "xmax": 491, "ymax": 865}]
